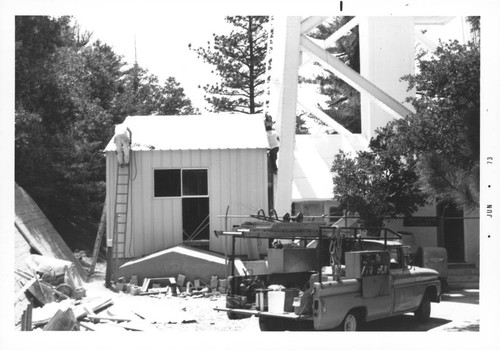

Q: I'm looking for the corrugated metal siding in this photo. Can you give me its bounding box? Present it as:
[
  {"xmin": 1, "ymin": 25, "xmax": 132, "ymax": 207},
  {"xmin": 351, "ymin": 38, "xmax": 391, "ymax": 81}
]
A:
[{"xmin": 106, "ymin": 148, "xmax": 268, "ymax": 258}]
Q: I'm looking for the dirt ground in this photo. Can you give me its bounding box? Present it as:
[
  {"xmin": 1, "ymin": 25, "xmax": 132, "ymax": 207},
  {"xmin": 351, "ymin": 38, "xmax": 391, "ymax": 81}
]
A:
[{"xmin": 81, "ymin": 263, "xmax": 259, "ymax": 332}]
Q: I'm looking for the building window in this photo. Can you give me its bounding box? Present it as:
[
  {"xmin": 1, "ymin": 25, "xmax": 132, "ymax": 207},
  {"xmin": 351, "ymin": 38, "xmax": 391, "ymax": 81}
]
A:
[
  {"xmin": 154, "ymin": 168, "xmax": 209, "ymax": 241},
  {"xmin": 182, "ymin": 169, "xmax": 208, "ymax": 196},
  {"xmin": 154, "ymin": 169, "xmax": 181, "ymax": 197}
]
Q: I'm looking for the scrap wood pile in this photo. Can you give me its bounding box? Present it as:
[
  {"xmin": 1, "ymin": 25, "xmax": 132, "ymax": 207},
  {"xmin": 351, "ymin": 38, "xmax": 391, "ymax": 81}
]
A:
[{"xmin": 113, "ymin": 274, "xmax": 227, "ymax": 299}]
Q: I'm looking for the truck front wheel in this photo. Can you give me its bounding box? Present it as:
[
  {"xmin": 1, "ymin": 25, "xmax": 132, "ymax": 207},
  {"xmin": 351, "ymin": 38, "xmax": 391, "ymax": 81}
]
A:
[{"xmin": 414, "ymin": 292, "xmax": 431, "ymax": 322}]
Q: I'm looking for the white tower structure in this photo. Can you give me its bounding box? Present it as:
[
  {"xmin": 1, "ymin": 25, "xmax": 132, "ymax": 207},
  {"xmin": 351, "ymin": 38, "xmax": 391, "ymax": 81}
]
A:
[{"xmin": 268, "ymin": 16, "xmax": 415, "ymax": 215}]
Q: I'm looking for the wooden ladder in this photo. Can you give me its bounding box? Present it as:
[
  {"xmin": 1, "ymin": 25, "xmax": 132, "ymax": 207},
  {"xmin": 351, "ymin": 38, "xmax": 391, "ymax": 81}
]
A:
[{"xmin": 111, "ymin": 164, "xmax": 131, "ymax": 280}]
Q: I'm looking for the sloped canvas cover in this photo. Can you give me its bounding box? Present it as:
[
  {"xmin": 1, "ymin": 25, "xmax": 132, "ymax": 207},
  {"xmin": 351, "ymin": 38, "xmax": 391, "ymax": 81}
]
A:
[{"xmin": 15, "ymin": 183, "xmax": 87, "ymax": 280}]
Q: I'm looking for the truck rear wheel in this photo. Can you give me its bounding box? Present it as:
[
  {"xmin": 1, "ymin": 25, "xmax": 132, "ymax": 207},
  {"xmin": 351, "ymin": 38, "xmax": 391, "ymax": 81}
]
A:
[
  {"xmin": 259, "ymin": 316, "xmax": 289, "ymax": 331},
  {"xmin": 227, "ymin": 311, "xmax": 251, "ymax": 320},
  {"xmin": 342, "ymin": 311, "xmax": 361, "ymax": 331},
  {"xmin": 414, "ymin": 292, "xmax": 431, "ymax": 322}
]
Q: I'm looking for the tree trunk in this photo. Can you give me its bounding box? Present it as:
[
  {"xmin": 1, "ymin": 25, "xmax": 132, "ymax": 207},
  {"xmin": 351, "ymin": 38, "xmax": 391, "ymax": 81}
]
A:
[{"xmin": 247, "ymin": 16, "xmax": 255, "ymax": 114}]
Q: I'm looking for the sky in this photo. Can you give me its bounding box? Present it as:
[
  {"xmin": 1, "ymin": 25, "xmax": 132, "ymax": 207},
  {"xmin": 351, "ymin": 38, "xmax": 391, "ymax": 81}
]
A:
[
  {"xmin": 75, "ymin": 13, "xmax": 233, "ymax": 110},
  {"xmin": 73, "ymin": 13, "xmax": 471, "ymax": 120}
]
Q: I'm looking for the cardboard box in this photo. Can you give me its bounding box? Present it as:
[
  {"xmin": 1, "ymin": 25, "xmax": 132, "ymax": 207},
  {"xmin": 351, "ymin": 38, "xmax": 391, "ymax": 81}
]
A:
[{"xmin": 267, "ymin": 248, "xmax": 317, "ymax": 273}]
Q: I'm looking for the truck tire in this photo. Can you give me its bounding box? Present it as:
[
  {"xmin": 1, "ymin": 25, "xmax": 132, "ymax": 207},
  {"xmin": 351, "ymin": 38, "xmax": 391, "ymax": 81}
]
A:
[
  {"xmin": 341, "ymin": 311, "xmax": 362, "ymax": 331},
  {"xmin": 414, "ymin": 292, "xmax": 431, "ymax": 322},
  {"xmin": 227, "ymin": 311, "xmax": 251, "ymax": 320}
]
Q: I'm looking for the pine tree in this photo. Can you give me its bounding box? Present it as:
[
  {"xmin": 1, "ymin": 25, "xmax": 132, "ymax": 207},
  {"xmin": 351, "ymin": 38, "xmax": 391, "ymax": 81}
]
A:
[
  {"xmin": 190, "ymin": 16, "xmax": 269, "ymax": 114},
  {"xmin": 308, "ymin": 17, "xmax": 361, "ymax": 133},
  {"xmin": 15, "ymin": 16, "xmax": 198, "ymax": 250}
]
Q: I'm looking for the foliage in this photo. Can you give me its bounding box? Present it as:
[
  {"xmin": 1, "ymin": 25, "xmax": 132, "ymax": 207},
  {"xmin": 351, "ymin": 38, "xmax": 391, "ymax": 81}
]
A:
[
  {"xmin": 331, "ymin": 37, "xmax": 480, "ymax": 229},
  {"xmin": 400, "ymin": 39, "xmax": 480, "ymax": 210},
  {"xmin": 111, "ymin": 64, "xmax": 198, "ymax": 118},
  {"xmin": 308, "ymin": 17, "xmax": 361, "ymax": 133},
  {"xmin": 15, "ymin": 16, "xmax": 197, "ymax": 250},
  {"xmin": 331, "ymin": 146, "xmax": 426, "ymax": 233},
  {"xmin": 190, "ymin": 16, "xmax": 269, "ymax": 114}
]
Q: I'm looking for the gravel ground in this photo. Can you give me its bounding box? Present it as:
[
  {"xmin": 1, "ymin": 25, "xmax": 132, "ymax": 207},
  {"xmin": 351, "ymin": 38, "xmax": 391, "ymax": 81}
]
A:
[
  {"xmin": 79, "ymin": 262, "xmax": 480, "ymax": 333},
  {"xmin": 83, "ymin": 264, "xmax": 259, "ymax": 332}
]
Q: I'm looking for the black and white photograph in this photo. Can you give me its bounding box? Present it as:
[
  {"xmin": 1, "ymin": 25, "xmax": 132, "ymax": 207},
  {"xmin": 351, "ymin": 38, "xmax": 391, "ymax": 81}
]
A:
[{"xmin": 1, "ymin": 0, "xmax": 498, "ymax": 349}]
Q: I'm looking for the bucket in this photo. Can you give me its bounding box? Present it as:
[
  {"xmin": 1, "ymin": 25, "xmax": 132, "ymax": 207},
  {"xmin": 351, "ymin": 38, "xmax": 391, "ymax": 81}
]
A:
[
  {"xmin": 284, "ymin": 288, "xmax": 300, "ymax": 312},
  {"xmin": 255, "ymin": 288, "xmax": 271, "ymax": 311},
  {"xmin": 267, "ymin": 291, "xmax": 285, "ymax": 313}
]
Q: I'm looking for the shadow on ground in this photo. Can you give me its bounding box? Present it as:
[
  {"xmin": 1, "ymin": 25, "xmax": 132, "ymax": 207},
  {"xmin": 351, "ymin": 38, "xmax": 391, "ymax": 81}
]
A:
[{"xmin": 360, "ymin": 315, "xmax": 451, "ymax": 331}]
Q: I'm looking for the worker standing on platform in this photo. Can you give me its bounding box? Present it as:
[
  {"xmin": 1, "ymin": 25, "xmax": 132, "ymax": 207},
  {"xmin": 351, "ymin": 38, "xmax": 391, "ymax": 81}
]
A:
[
  {"xmin": 114, "ymin": 124, "xmax": 132, "ymax": 166},
  {"xmin": 265, "ymin": 115, "xmax": 280, "ymax": 174}
]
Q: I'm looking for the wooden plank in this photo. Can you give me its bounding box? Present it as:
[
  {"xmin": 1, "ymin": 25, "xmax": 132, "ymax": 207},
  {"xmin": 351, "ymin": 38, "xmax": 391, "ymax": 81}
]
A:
[
  {"xmin": 78, "ymin": 321, "xmax": 96, "ymax": 331},
  {"xmin": 43, "ymin": 308, "xmax": 78, "ymax": 331},
  {"xmin": 101, "ymin": 320, "xmax": 155, "ymax": 331},
  {"xmin": 89, "ymin": 202, "xmax": 106, "ymax": 274},
  {"xmin": 86, "ymin": 315, "xmax": 132, "ymax": 323},
  {"xmin": 21, "ymin": 302, "xmax": 33, "ymax": 331}
]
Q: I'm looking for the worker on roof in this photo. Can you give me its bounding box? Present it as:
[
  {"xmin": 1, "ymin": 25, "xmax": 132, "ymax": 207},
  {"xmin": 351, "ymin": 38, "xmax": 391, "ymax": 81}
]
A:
[
  {"xmin": 265, "ymin": 115, "xmax": 280, "ymax": 174},
  {"xmin": 114, "ymin": 124, "xmax": 132, "ymax": 166}
]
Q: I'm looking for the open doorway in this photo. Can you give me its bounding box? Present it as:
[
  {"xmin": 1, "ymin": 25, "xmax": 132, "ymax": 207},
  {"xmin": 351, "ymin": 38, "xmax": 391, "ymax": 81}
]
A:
[{"xmin": 182, "ymin": 197, "xmax": 209, "ymax": 241}]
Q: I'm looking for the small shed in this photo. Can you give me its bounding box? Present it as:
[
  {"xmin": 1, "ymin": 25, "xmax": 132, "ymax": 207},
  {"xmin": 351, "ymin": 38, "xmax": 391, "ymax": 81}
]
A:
[{"xmin": 104, "ymin": 113, "xmax": 269, "ymax": 258}]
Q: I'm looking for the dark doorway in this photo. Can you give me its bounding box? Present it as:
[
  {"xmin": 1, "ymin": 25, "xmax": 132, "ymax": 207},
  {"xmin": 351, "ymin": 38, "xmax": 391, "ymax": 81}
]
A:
[
  {"xmin": 437, "ymin": 201, "xmax": 465, "ymax": 263},
  {"xmin": 182, "ymin": 197, "xmax": 210, "ymax": 241}
]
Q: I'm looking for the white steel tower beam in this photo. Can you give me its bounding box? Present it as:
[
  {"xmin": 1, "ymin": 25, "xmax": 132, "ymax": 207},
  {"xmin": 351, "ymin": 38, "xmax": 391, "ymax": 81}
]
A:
[
  {"xmin": 271, "ymin": 16, "xmax": 302, "ymax": 216},
  {"xmin": 300, "ymin": 35, "xmax": 414, "ymax": 120}
]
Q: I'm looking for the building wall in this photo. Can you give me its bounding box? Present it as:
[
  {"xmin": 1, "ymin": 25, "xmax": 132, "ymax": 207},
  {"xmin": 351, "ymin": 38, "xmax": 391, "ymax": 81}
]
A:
[
  {"xmin": 385, "ymin": 205, "xmax": 439, "ymax": 249},
  {"xmin": 464, "ymin": 207, "xmax": 480, "ymax": 266},
  {"xmin": 106, "ymin": 148, "xmax": 268, "ymax": 258},
  {"xmin": 359, "ymin": 17, "xmax": 416, "ymax": 140}
]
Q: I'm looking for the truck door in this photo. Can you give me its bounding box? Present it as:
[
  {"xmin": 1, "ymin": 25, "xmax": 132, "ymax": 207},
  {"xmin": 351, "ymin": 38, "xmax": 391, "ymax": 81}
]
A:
[{"xmin": 391, "ymin": 247, "xmax": 423, "ymax": 314}]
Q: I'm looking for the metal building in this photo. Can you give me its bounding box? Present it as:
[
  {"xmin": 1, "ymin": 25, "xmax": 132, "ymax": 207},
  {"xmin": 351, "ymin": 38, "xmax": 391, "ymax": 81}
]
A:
[{"xmin": 104, "ymin": 113, "xmax": 269, "ymax": 258}]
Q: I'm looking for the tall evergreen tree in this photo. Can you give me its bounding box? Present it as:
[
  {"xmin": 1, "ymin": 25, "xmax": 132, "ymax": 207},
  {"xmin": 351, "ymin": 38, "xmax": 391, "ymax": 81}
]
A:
[
  {"xmin": 15, "ymin": 16, "xmax": 198, "ymax": 250},
  {"xmin": 400, "ymin": 38, "xmax": 480, "ymax": 210},
  {"xmin": 190, "ymin": 16, "xmax": 269, "ymax": 114},
  {"xmin": 331, "ymin": 37, "xmax": 480, "ymax": 230},
  {"xmin": 308, "ymin": 17, "xmax": 361, "ymax": 133}
]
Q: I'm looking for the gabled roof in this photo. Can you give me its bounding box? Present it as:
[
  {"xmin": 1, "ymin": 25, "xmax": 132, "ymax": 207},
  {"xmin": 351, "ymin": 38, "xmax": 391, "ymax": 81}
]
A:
[{"xmin": 104, "ymin": 113, "xmax": 269, "ymax": 151}]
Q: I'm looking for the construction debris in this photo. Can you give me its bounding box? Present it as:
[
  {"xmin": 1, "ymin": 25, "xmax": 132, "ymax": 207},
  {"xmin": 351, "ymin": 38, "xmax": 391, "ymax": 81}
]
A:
[
  {"xmin": 43, "ymin": 308, "xmax": 78, "ymax": 331},
  {"xmin": 16, "ymin": 252, "xmax": 229, "ymax": 331}
]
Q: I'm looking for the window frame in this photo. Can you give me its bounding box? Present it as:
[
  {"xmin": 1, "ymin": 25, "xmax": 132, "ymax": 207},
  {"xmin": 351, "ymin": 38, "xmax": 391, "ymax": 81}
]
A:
[{"xmin": 153, "ymin": 168, "xmax": 209, "ymax": 199}]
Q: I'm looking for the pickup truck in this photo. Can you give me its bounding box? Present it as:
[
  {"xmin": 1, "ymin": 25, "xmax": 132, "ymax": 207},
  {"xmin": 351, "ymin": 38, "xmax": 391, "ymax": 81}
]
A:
[{"xmin": 215, "ymin": 223, "xmax": 441, "ymax": 331}]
